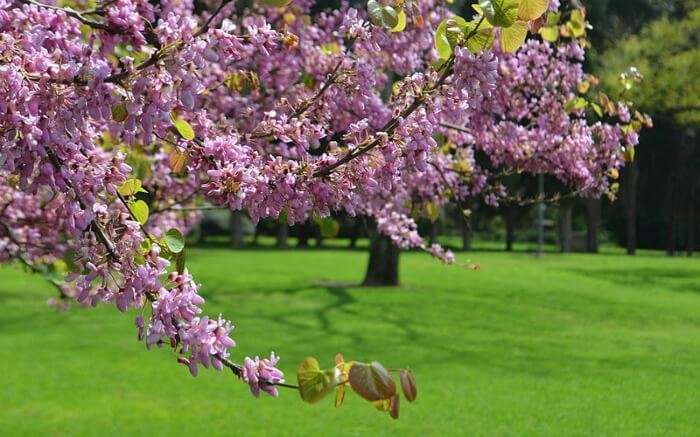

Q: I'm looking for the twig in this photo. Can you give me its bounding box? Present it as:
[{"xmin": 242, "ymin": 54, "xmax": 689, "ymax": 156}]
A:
[{"xmin": 313, "ymin": 17, "xmax": 486, "ymax": 178}]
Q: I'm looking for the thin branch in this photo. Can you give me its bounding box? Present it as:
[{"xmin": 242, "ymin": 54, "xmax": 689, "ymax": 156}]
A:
[
  {"xmin": 0, "ymin": 219, "xmax": 68, "ymax": 298},
  {"xmin": 214, "ymin": 355, "xmax": 300, "ymax": 390},
  {"xmin": 20, "ymin": 0, "xmax": 120, "ymax": 33},
  {"xmin": 313, "ymin": 17, "xmax": 486, "ymax": 178},
  {"xmin": 46, "ymin": 151, "xmax": 118, "ymax": 259},
  {"xmin": 193, "ymin": 0, "xmax": 234, "ymax": 38}
]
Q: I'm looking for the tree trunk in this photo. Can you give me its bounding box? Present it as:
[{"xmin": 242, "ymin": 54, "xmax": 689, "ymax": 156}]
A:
[
  {"xmin": 297, "ymin": 222, "xmax": 311, "ymax": 247},
  {"xmin": 276, "ymin": 222, "xmax": 288, "ymax": 248},
  {"xmin": 428, "ymin": 221, "xmax": 438, "ymax": 246},
  {"xmin": 461, "ymin": 215, "xmax": 472, "ymax": 251},
  {"xmin": 558, "ymin": 200, "xmax": 573, "ymax": 253},
  {"xmin": 585, "ymin": 198, "xmax": 600, "ymax": 253},
  {"xmin": 229, "ymin": 211, "xmax": 244, "ymax": 249},
  {"xmin": 666, "ymin": 142, "xmax": 684, "ymax": 256},
  {"xmin": 251, "ymin": 222, "xmax": 260, "ymax": 246},
  {"xmin": 624, "ymin": 160, "xmax": 639, "ymax": 255},
  {"xmin": 684, "ymin": 137, "xmax": 695, "ymax": 257},
  {"xmin": 687, "ymin": 172, "xmax": 695, "ymax": 257},
  {"xmin": 315, "ymin": 225, "xmax": 324, "ymax": 248},
  {"xmin": 349, "ymin": 216, "xmax": 361, "ymax": 248},
  {"xmin": 362, "ymin": 232, "xmax": 400, "ymax": 286},
  {"xmin": 504, "ymin": 207, "xmax": 515, "ymax": 252}
]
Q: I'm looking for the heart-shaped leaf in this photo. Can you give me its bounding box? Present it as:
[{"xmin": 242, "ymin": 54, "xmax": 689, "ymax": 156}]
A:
[
  {"xmin": 390, "ymin": 394, "xmax": 400, "ymax": 419},
  {"xmin": 348, "ymin": 361, "xmax": 396, "ymax": 402},
  {"xmin": 500, "ymin": 20, "xmax": 528, "ymax": 53},
  {"xmin": 399, "ymin": 369, "xmax": 417, "ymax": 402},
  {"xmin": 131, "ymin": 200, "xmax": 149, "ymax": 225},
  {"xmin": 518, "ymin": 0, "xmax": 549, "ymax": 21},
  {"xmin": 164, "ymin": 228, "xmax": 185, "ymax": 254},
  {"xmin": 118, "ymin": 178, "xmax": 146, "ymax": 196},
  {"xmin": 297, "ymin": 357, "xmax": 337, "ymax": 404},
  {"xmin": 169, "ymin": 112, "xmax": 195, "ymax": 141}
]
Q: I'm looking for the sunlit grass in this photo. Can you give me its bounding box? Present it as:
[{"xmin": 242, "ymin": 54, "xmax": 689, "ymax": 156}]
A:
[{"xmin": 1, "ymin": 245, "xmax": 699, "ymax": 435}]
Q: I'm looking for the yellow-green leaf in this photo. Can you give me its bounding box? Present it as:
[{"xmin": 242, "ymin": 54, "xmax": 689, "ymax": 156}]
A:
[
  {"xmin": 118, "ymin": 178, "xmax": 146, "ymax": 196},
  {"xmin": 517, "ymin": 0, "xmax": 549, "ymax": 21},
  {"xmin": 390, "ymin": 9, "xmax": 407, "ymax": 33},
  {"xmin": 479, "ymin": 0, "xmax": 519, "ymax": 28},
  {"xmin": 131, "ymin": 200, "xmax": 149, "ymax": 225},
  {"xmin": 169, "ymin": 112, "xmax": 195, "ymax": 141},
  {"xmin": 257, "ymin": 0, "xmax": 292, "ymax": 7},
  {"xmin": 297, "ymin": 357, "xmax": 338, "ymax": 404},
  {"xmin": 500, "ymin": 20, "xmax": 528, "ymax": 53},
  {"xmin": 540, "ymin": 25, "xmax": 559, "ymax": 42}
]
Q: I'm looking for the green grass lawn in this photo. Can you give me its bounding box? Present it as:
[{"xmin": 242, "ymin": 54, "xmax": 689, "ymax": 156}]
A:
[{"xmin": 1, "ymin": 245, "xmax": 699, "ymax": 436}]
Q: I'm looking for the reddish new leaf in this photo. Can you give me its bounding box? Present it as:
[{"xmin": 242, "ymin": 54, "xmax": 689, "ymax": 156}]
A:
[
  {"xmin": 399, "ymin": 369, "xmax": 417, "ymax": 402},
  {"xmin": 348, "ymin": 361, "xmax": 396, "ymax": 402}
]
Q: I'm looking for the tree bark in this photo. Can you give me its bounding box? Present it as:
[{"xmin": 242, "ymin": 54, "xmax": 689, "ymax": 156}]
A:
[
  {"xmin": 623, "ymin": 160, "xmax": 639, "ymax": 255},
  {"xmin": 428, "ymin": 220, "xmax": 438, "ymax": 246},
  {"xmin": 687, "ymin": 172, "xmax": 695, "ymax": 257},
  {"xmin": 297, "ymin": 221, "xmax": 311, "ymax": 247},
  {"xmin": 504, "ymin": 207, "xmax": 515, "ymax": 252},
  {"xmin": 362, "ymin": 232, "xmax": 400, "ymax": 286},
  {"xmin": 348, "ymin": 216, "xmax": 361, "ymax": 248},
  {"xmin": 461, "ymin": 215, "xmax": 472, "ymax": 251},
  {"xmin": 585, "ymin": 198, "xmax": 600, "ymax": 253},
  {"xmin": 558, "ymin": 200, "xmax": 573, "ymax": 253},
  {"xmin": 276, "ymin": 222, "xmax": 288, "ymax": 248},
  {"xmin": 229, "ymin": 211, "xmax": 244, "ymax": 249}
]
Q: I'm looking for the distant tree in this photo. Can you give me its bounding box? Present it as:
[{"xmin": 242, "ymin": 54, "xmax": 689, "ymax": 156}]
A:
[{"xmin": 599, "ymin": 7, "xmax": 699, "ymax": 255}]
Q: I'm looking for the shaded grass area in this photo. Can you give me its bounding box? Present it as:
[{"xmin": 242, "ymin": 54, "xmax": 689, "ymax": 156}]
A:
[{"xmin": 1, "ymin": 247, "xmax": 699, "ymax": 436}]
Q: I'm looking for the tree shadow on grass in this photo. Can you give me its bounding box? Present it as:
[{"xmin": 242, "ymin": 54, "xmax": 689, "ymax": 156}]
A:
[
  {"xmin": 565, "ymin": 267, "xmax": 700, "ymax": 294},
  {"xmin": 207, "ymin": 280, "xmax": 422, "ymax": 347}
]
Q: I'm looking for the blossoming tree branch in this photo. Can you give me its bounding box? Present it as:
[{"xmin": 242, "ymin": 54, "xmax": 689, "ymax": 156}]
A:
[{"xmin": 0, "ymin": 0, "xmax": 647, "ymax": 419}]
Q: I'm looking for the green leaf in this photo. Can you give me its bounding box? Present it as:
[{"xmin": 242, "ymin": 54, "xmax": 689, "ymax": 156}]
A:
[
  {"xmin": 479, "ymin": 0, "xmax": 520, "ymax": 28},
  {"xmin": 517, "ymin": 0, "xmax": 549, "ymax": 21},
  {"xmin": 567, "ymin": 9, "xmax": 586, "ymax": 37},
  {"xmin": 565, "ymin": 97, "xmax": 588, "ymax": 112},
  {"xmin": 317, "ymin": 217, "xmax": 340, "ymax": 239},
  {"xmin": 591, "ymin": 102, "xmax": 603, "ymax": 118},
  {"xmin": 399, "ymin": 370, "xmax": 417, "ymax": 402},
  {"xmin": 130, "ymin": 200, "xmax": 149, "ymax": 225},
  {"xmin": 118, "ymin": 178, "xmax": 146, "ymax": 196},
  {"xmin": 435, "ymin": 17, "xmax": 468, "ymax": 59},
  {"xmin": 463, "ymin": 16, "xmax": 495, "ymax": 54},
  {"xmin": 546, "ymin": 11, "xmax": 561, "ymax": 26},
  {"xmin": 111, "ymin": 102, "xmax": 128, "ymax": 122},
  {"xmin": 297, "ymin": 357, "xmax": 338, "ymax": 404},
  {"xmin": 540, "ymin": 25, "xmax": 559, "ymax": 42},
  {"xmin": 390, "ymin": 9, "xmax": 407, "ymax": 33},
  {"xmin": 367, "ymin": 1, "xmax": 399, "ymax": 28},
  {"xmin": 257, "ymin": 0, "xmax": 292, "ymax": 6},
  {"xmin": 348, "ymin": 361, "xmax": 397, "ymax": 402},
  {"xmin": 500, "ymin": 20, "xmax": 528, "ymax": 53},
  {"xmin": 164, "ymin": 228, "xmax": 185, "ymax": 254},
  {"xmin": 169, "ymin": 112, "xmax": 195, "ymax": 141}
]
